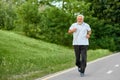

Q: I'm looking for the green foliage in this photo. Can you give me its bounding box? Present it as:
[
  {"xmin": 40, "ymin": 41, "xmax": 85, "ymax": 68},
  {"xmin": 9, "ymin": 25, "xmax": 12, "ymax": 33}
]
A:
[
  {"xmin": 0, "ymin": 30, "xmax": 75, "ymax": 80},
  {"xmin": 87, "ymin": 0, "xmax": 120, "ymax": 24},
  {"xmin": 37, "ymin": 7, "xmax": 74, "ymax": 46},
  {"xmin": 0, "ymin": 30, "xmax": 111, "ymax": 80},
  {"xmin": 59, "ymin": 0, "xmax": 93, "ymax": 17},
  {"xmin": 85, "ymin": 16, "xmax": 118, "ymax": 51},
  {"xmin": 23, "ymin": 24, "xmax": 41, "ymax": 38},
  {"xmin": 0, "ymin": 1, "xmax": 16, "ymax": 30},
  {"xmin": 98, "ymin": 37, "xmax": 116, "ymax": 51},
  {"xmin": 20, "ymin": 0, "xmax": 93, "ymax": 47},
  {"xmin": 0, "ymin": 0, "xmax": 120, "ymax": 51},
  {"xmin": 16, "ymin": 1, "xmax": 41, "ymax": 36},
  {"xmin": 17, "ymin": 1, "xmax": 39, "ymax": 24}
]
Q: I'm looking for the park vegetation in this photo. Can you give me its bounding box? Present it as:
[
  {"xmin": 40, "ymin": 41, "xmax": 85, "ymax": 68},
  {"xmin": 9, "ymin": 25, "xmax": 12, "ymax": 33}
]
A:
[
  {"xmin": 0, "ymin": 0, "xmax": 119, "ymax": 79},
  {"xmin": 0, "ymin": 0, "xmax": 120, "ymax": 51},
  {"xmin": 0, "ymin": 30, "xmax": 111, "ymax": 80}
]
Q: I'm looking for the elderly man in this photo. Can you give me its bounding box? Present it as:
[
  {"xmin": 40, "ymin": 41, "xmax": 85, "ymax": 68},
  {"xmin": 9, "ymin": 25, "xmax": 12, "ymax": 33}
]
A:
[{"xmin": 68, "ymin": 14, "xmax": 91, "ymax": 77}]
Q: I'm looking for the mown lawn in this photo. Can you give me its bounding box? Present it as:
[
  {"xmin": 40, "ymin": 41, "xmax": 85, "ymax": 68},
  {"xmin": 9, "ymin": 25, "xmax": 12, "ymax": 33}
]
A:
[{"xmin": 0, "ymin": 30, "xmax": 112, "ymax": 80}]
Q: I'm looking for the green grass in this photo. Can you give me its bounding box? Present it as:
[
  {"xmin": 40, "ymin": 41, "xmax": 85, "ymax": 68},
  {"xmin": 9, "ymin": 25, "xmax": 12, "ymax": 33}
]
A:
[{"xmin": 0, "ymin": 30, "xmax": 112, "ymax": 80}]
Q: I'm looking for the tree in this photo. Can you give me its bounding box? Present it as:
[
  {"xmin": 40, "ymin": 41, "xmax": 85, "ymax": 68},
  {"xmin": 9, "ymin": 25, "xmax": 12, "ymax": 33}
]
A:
[
  {"xmin": 86, "ymin": 0, "xmax": 120, "ymax": 24},
  {"xmin": 0, "ymin": 0, "xmax": 16, "ymax": 30}
]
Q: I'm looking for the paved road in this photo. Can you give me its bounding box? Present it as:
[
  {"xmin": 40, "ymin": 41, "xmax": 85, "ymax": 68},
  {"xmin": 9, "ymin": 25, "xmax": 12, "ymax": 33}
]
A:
[{"xmin": 36, "ymin": 52, "xmax": 120, "ymax": 80}]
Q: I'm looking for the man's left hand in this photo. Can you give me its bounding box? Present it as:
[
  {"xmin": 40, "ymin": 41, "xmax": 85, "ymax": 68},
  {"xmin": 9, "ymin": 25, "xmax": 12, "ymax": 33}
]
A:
[{"xmin": 86, "ymin": 34, "xmax": 90, "ymax": 39}]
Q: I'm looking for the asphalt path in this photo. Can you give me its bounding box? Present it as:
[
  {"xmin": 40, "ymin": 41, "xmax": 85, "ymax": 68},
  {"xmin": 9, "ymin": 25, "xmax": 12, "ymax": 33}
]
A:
[{"xmin": 36, "ymin": 52, "xmax": 120, "ymax": 80}]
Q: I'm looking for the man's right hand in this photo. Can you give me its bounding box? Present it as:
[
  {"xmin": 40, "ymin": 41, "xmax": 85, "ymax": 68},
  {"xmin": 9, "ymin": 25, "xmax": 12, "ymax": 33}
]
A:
[{"xmin": 68, "ymin": 28, "xmax": 77, "ymax": 34}]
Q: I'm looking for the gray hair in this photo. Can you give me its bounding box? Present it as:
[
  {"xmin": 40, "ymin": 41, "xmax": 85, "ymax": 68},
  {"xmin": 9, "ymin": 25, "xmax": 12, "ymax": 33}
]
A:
[{"xmin": 77, "ymin": 14, "xmax": 84, "ymax": 19}]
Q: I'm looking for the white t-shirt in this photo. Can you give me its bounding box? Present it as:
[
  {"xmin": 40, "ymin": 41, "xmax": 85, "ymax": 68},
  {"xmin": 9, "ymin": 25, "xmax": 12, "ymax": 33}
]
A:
[{"xmin": 69, "ymin": 22, "xmax": 91, "ymax": 45}]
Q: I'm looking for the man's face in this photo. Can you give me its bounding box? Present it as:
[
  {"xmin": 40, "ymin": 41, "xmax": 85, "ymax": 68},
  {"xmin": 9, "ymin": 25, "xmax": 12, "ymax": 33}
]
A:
[{"xmin": 77, "ymin": 16, "xmax": 83, "ymax": 23}]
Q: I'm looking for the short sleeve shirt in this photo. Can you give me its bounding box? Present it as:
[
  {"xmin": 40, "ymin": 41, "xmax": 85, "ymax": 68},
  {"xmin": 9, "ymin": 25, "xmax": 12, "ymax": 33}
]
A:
[{"xmin": 69, "ymin": 22, "xmax": 91, "ymax": 45}]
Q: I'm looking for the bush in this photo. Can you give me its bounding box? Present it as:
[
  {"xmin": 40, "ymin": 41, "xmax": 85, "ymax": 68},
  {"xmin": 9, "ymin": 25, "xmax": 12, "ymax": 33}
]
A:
[
  {"xmin": 98, "ymin": 37, "xmax": 116, "ymax": 51},
  {"xmin": 85, "ymin": 16, "xmax": 119, "ymax": 51},
  {"xmin": 37, "ymin": 7, "xmax": 74, "ymax": 46},
  {"xmin": 114, "ymin": 37, "xmax": 120, "ymax": 51},
  {"xmin": 0, "ymin": 1, "xmax": 16, "ymax": 30}
]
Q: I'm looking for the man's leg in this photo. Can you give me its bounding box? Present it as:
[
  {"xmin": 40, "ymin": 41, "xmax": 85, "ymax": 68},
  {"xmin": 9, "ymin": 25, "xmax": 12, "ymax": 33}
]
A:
[
  {"xmin": 73, "ymin": 45, "xmax": 81, "ymax": 69},
  {"xmin": 80, "ymin": 45, "xmax": 88, "ymax": 74}
]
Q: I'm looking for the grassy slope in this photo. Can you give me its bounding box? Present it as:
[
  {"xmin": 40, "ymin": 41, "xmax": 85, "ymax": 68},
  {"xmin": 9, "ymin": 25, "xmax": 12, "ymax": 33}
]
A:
[{"xmin": 0, "ymin": 30, "xmax": 111, "ymax": 80}]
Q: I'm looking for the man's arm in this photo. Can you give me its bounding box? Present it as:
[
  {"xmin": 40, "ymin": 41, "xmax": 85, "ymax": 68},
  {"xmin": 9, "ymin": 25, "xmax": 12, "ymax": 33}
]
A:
[
  {"xmin": 86, "ymin": 30, "xmax": 92, "ymax": 38},
  {"xmin": 68, "ymin": 28, "xmax": 77, "ymax": 34}
]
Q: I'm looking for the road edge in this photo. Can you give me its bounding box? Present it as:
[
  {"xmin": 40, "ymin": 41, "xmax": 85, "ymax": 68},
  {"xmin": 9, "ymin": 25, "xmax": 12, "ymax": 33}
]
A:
[{"xmin": 35, "ymin": 52, "xmax": 120, "ymax": 80}]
